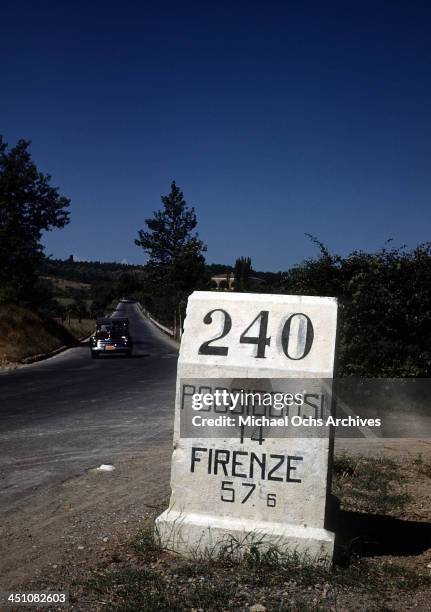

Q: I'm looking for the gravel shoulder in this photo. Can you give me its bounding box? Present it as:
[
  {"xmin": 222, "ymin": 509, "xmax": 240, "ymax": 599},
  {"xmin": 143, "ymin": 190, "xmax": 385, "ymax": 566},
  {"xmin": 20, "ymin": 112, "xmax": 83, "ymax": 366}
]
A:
[
  {"xmin": 1, "ymin": 439, "xmax": 431, "ymax": 610},
  {"xmin": 0, "ymin": 443, "xmax": 172, "ymax": 590}
]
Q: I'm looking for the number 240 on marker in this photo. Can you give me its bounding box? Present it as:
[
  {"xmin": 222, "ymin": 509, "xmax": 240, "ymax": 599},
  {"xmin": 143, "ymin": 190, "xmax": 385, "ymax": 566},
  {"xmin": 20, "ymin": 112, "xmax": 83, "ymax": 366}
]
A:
[{"xmin": 198, "ymin": 309, "xmax": 314, "ymax": 360}]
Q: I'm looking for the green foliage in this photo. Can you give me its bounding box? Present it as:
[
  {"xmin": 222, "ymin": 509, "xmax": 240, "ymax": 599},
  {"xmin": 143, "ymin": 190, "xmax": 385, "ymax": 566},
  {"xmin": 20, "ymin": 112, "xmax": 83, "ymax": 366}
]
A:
[
  {"xmin": 71, "ymin": 296, "xmax": 89, "ymax": 322},
  {"xmin": 41, "ymin": 257, "xmax": 145, "ymax": 284},
  {"xmin": 135, "ymin": 181, "xmax": 206, "ymax": 266},
  {"xmin": 282, "ymin": 238, "xmax": 431, "ymax": 377},
  {"xmin": 117, "ymin": 272, "xmax": 143, "ymax": 298},
  {"xmin": 206, "ymin": 263, "xmax": 233, "ymax": 275},
  {"xmin": 41, "ymin": 258, "xmax": 146, "ymax": 318},
  {"xmin": 0, "ymin": 137, "xmax": 70, "ymax": 306},
  {"xmin": 131, "ymin": 521, "xmax": 162, "ymax": 557},
  {"xmin": 87, "ymin": 515, "xmax": 431, "ymax": 610},
  {"xmin": 135, "ymin": 181, "xmax": 208, "ymax": 324},
  {"xmin": 90, "ymin": 282, "xmax": 118, "ymax": 318},
  {"xmin": 234, "ymin": 256, "xmax": 252, "ymax": 291}
]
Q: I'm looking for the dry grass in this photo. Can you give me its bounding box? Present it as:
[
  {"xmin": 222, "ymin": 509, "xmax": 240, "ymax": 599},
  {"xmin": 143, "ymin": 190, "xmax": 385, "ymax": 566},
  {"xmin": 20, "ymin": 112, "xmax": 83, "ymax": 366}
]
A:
[
  {"xmin": 41, "ymin": 276, "xmax": 91, "ymax": 290},
  {"xmin": 0, "ymin": 304, "xmax": 93, "ymax": 363},
  {"xmin": 78, "ymin": 457, "xmax": 431, "ymax": 611},
  {"xmin": 332, "ymin": 455, "xmax": 411, "ymax": 514},
  {"xmin": 60, "ymin": 317, "xmax": 94, "ymax": 339},
  {"xmin": 15, "ymin": 454, "xmax": 431, "ymax": 611}
]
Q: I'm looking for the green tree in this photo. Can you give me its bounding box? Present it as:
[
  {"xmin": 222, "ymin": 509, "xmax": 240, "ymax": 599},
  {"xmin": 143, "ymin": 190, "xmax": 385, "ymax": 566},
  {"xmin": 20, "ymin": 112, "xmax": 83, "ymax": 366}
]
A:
[
  {"xmin": 281, "ymin": 236, "xmax": 431, "ymax": 377},
  {"xmin": 135, "ymin": 181, "xmax": 208, "ymax": 323},
  {"xmin": 234, "ymin": 256, "xmax": 252, "ymax": 291},
  {"xmin": 117, "ymin": 272, "xmax": 143, "ymax": 298},
  {"xmin": 72, "ymin": 296, "xmax": 89, "ymax": 323},
  {"xmin": 90, "ymin": 282, "xmax": 117, "ymax": 318},
  {"xmin": 135, "ymin": 181, "xmax": 205, "ymax": 265},
  {"xmin": 0, "ymin": 137, "xmax": 70, "ymax": 305}
]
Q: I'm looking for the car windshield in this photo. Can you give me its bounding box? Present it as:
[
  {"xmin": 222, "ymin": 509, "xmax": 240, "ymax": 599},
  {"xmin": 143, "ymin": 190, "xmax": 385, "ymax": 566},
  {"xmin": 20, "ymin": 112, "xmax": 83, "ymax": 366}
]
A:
[{"xmin": 96, "ymin": 320, "xmax": 128, "ymax": 338}]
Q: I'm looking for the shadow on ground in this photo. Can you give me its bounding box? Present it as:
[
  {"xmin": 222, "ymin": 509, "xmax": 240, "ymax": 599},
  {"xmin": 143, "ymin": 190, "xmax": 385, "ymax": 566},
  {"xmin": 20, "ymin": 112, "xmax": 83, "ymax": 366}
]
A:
[{"xmin": 329, "ymin": 499, "xmax": 431, "ymax": 562}]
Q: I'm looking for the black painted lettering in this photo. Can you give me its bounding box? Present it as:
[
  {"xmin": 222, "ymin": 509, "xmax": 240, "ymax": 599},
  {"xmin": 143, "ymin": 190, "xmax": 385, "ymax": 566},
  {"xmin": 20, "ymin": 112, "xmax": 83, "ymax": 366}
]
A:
[
  {"xmin": 214, "ymin": 449, "xmax": 230, "ymax": 476},
  {"xmin": 286, "ymin": 456, "xmax": 303, "ymax": 483},
  {"xmin": 191, "ymin": 447, "xmax": 207, "ymax": 472},
  {"xmin": 232, "ymin": 451, "xmax": 248, "ymax": 478},
  {"xmin": 208, "ymin": 448, "xmax": 213, "ymax": 474},
  {"xmin": 268, "ymin": 454, "xmax": 284, "ymax": 481},
  {"xmin": 249, "ymin": 452, "xmax": 266, "ymax": 480}
]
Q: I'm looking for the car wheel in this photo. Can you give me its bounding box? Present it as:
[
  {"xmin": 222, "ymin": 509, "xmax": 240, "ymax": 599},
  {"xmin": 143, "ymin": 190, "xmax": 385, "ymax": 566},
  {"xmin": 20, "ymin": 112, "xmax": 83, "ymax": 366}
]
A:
[{"xmin": 91, "ymin": 351, "xmax": 98, "ymax": 359}]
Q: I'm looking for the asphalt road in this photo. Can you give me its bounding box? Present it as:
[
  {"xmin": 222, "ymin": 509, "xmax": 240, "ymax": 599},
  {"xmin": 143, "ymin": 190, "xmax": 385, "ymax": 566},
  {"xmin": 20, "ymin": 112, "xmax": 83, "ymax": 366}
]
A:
[
  {"xmin": 2, "ymin": 301, "xmax": 430, "ymax": 515},
  {"xmin": 0, "ymin": 302, "xmax": 178, "ymax": 514}
]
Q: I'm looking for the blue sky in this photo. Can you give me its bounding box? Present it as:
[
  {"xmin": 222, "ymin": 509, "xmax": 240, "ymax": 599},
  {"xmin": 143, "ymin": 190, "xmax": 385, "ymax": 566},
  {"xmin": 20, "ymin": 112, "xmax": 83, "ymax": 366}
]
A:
[{"xmin": 1, "ymin": 1, "xmax": 430, "ymax": 271}]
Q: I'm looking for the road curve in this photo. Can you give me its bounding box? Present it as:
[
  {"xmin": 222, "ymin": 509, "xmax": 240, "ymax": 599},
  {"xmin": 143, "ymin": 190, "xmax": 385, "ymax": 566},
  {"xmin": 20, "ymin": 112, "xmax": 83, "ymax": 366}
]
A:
[{"xmin": 0, "ymin": 302, "xmax": 178, "ymax": 514}]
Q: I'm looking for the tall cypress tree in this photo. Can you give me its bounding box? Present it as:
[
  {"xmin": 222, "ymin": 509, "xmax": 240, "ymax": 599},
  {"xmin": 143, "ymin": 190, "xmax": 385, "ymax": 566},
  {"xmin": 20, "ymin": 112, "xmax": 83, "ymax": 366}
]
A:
[{"xmin": 234, "ymin": 256, "xmax": 252, "ymax": 291}]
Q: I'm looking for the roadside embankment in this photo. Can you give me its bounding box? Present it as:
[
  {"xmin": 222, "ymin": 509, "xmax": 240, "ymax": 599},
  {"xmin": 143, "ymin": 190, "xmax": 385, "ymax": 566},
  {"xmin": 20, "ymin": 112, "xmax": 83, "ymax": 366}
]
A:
[
  {"xmin": 2, "ymin": 446, "xmax": 430, "ymax": 610},
  {"xmin": 0, "ymin": 304, "xmax": 94, "ymax": 365},
  {"xmin": 137, "ymin": 302, "xmax": 181, "ymax": 347}
]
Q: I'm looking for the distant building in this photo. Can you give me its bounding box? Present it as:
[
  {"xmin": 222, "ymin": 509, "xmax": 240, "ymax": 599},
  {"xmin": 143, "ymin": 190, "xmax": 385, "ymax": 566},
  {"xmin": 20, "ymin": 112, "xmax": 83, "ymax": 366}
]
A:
[{"xmin": 211, "ymin": 273, "xmax": 234, "ymax": 290}]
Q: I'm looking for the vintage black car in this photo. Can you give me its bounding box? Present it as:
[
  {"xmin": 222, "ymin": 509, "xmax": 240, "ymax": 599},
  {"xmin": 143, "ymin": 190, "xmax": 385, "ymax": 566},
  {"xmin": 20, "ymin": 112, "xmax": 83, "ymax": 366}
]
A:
[{"xmin": 89, "ymin": 318, "xmax": 133, "ymax": 358}]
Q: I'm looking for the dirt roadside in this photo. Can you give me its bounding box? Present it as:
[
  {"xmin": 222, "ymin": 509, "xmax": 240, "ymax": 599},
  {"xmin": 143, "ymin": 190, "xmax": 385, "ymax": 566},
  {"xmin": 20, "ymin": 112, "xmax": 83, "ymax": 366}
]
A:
[
  {"xmin": 1, "ymin": 439, "xmax": 431, "ymax": 608},
  {"xmin": 0, "ymin": 443, "xmax": 172, "ymax": 591}
]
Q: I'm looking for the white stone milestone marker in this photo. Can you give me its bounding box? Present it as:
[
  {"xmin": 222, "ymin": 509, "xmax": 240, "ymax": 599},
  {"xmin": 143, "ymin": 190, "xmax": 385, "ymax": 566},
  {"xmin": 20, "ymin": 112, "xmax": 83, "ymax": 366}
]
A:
[{"xmin": 156, "ymin": 291, "xmax": 338, "ymax": 561}]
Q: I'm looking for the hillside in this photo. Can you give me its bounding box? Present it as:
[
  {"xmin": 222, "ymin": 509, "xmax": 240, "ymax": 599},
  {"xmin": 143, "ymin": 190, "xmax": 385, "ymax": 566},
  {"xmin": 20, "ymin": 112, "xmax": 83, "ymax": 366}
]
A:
[
  {"xmin": 0, "ymin": 305, "xmax": 93, "ymax": 364},
  {"xmin": 40, "ymin": 258, "xmax": 146, "ymax": 284},
  {"xmin": 41, "ymin": 257, "xmax": 279, "ymax": 287}
]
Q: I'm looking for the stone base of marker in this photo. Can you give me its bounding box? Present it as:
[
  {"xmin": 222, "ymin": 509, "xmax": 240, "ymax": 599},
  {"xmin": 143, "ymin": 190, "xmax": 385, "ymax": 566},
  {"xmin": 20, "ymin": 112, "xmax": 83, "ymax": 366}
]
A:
[
  {"xmin": 157, "ymin": 436, "xmax": 336, "ymax": 564},
  {"xmin": 155, "ymin": 510, "xmax": 334, "ymax": 563}
]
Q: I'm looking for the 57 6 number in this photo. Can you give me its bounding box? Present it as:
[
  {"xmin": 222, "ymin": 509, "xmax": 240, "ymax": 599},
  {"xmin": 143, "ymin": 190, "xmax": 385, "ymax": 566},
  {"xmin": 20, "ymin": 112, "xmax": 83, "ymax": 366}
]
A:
[
  {"xmin": 198, "ymin": 309, "xmax": 314, "ymax": 359},
  {"xmin": 221, "ymin": 481, "xmax": 276, "ymax": 507}
]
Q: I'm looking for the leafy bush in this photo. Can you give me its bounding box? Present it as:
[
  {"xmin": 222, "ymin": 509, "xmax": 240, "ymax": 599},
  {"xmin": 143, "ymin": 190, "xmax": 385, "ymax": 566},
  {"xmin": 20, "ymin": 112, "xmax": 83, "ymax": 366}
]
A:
[{"xmin": 281, "ymin": 239, "xmax": 431, "ymax": 377}]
